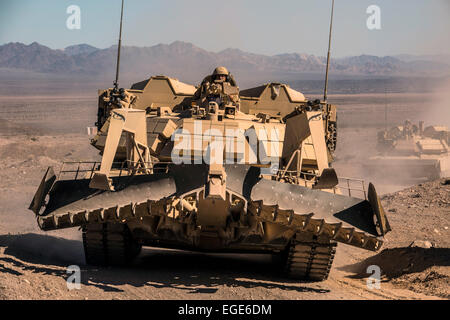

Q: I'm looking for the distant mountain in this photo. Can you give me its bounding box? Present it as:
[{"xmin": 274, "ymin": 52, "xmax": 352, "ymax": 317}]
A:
[
  {"xmin": 0, "ymin": 42, "xmax": 78, "ymax": 73},
  {"xmin": 64, "ymin": 44, "xmax": 99, "ymax": 56},
  {"xmin": 0, "ymin": 41, "xmax": 449, "ymax": 85},
  {"xmin": 394, "ymin": 54, "xmax": 450, "ymax": 65}
]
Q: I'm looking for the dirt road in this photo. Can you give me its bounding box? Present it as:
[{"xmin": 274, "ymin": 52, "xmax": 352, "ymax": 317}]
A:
[{"xmin": 0, "ymin": 233, "xmax": 443, "ymax": 300}]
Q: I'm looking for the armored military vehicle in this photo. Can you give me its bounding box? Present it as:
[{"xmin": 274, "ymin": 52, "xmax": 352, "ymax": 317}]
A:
[
  {"xmin": 367, "ymin": 120, "xmax": 450, "ymax": 181},
  {"xmin": 28, "ymin": 0, "xmax": 390, "ymax": 281},
  {"xmin": 29, "ymin": 67, "xmax": 390, "ymax": 281}
]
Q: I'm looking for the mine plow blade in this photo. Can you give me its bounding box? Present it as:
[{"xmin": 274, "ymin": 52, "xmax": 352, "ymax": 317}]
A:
[
  {"xmin": 248, "ymin": 178, "xmax": 390, "ymax": 251},
  {"xmin": 34, "ymin": 172, "xmax": 176, "ymax": 231}
]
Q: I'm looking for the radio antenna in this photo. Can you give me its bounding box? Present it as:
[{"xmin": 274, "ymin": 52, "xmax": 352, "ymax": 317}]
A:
[
  {"xmin": 384, "ymin": 82, "xmax": 388, "ymax": 131},
  {"xmin": 323, "ymin": 0, "xmax": 335, "ymax": 102},
  {"xmin": 114, "ymin": 0, "xmax": 125, "ymax": 90}
]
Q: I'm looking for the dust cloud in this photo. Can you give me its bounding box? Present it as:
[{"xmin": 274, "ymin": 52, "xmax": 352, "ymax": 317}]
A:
[
  {"xmin": 331, "ymin": 83, "xmax": 450, "ymax": 195},
  {"xmin": 423, "ymin": 77, "xmax": 450, "ymax": 127}
]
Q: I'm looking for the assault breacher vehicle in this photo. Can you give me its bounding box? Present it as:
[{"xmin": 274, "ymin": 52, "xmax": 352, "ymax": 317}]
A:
[
  {"xmin": 367, "ymin": 120, "xmax": 450, "ymax": 181},
  {"xmin": 28, "ymin": 0, "xmax": 390, "ymax": 281},
  {"xmin": 29, "ymin": 70, "xmax": 391, "ymax": 281}
]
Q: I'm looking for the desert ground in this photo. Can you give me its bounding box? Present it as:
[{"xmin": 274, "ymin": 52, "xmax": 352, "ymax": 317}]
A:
[{"xmin": 0, "ymin": 90, "xmax": 448, "ymax": 300}]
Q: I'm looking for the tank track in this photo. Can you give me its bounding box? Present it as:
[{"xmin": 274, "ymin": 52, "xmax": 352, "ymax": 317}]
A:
[
  {"xmin": 283, "ymin": 233, "xmax": 337, "ymax": 281},
  {"xmin": 82, "ymin": 222, "xmax": 141, "ymax": 266}
]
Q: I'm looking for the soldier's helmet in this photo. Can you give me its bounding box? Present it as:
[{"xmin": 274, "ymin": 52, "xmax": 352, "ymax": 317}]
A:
[{"xmin": 212, "ymin": 66, "xmax": 229, "ymax": 76}]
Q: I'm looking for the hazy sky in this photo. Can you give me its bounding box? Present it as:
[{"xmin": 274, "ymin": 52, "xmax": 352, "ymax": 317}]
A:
[{"xmin": 0, "ymin": 0, "xmax": 449, "ymax": 57}]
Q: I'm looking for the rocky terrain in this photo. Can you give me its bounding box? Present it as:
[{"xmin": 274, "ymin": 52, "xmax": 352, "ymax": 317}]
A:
[{"xmin": 345, "ymin": 178, "xmax": 450, "ymax": 299}]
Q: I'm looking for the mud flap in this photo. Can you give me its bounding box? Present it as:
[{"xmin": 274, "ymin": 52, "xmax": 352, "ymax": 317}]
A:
[
  {"xmin": 368, "ymin": 183, "xmax": 391, "ymax": 236},
  {"xmin": 29, "ymin": 167, "xmax": 56, "ymax": 215},
  {"xmin": 89, "ymin": 172, "xmax": 114, "ymax": 191},
  {"xmin": 312, "ymin": 168, "xmax": 338, "ymax": 189}
]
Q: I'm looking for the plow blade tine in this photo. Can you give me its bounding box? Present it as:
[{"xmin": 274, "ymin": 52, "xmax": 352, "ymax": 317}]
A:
[{"xmin": 250, "ymin": 179, "xmax": 387, "ymax": 251}]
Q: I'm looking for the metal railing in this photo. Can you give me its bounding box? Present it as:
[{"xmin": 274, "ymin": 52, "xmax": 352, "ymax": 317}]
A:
[
  {"xmin": 274, "ymin": 169, "xmax": 367, "ymax": 199},
  {"xmin": 57, "ymin": 161, "xmax": 100, "ymax": 180},
  {"xmin": 338, "ymin": 177, "xmax": 367, "ymax": 199},
  {"xmin": 57, "ymin": 160, "xmax": 172, "ymax": 181}
]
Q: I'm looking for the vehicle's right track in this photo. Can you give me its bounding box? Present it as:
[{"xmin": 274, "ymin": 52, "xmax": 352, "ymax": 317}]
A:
[
  {"xmin": 82, "ymin": 222, "xmax": 141, "ymax": 266},
  {"xmin": 284, "ymin": 233, "xmax": 337, "ymax": 281}
]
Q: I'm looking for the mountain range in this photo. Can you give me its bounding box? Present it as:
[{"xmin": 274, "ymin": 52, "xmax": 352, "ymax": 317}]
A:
[{"xmin": 0, "ymin": 41, "xmax": 449, "ymax": 87}]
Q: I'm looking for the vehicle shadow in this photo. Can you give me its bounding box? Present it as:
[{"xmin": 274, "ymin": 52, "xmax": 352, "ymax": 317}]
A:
[
  {"xmin": 339, "ymin": 246, "xmax": 450, "ymax": 280},
  {"xmin": 0, "ymin": 233, "xmax": 330, "ymax": 294}
]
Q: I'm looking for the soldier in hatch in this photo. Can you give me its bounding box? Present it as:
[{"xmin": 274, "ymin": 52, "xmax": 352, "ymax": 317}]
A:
[{"xmin": 193, "ymin": 66, "xmax": 240, "ymax": 109}]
